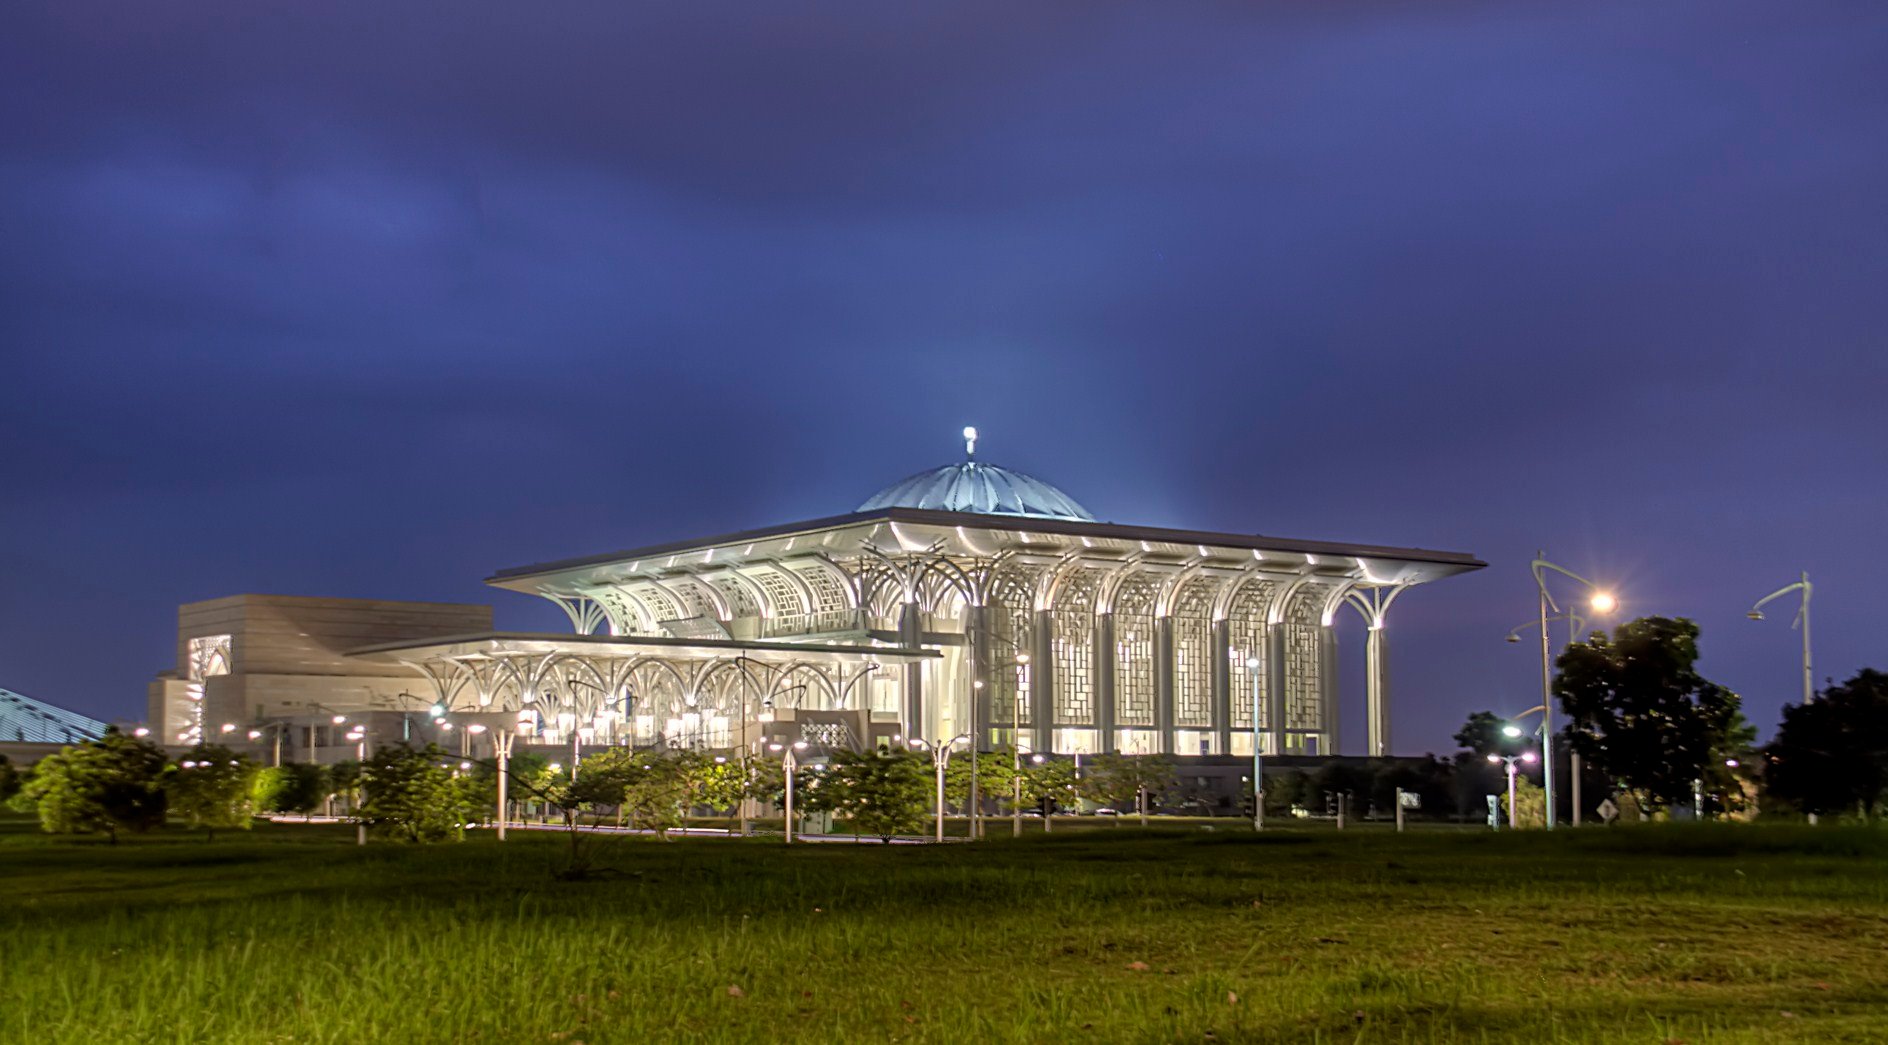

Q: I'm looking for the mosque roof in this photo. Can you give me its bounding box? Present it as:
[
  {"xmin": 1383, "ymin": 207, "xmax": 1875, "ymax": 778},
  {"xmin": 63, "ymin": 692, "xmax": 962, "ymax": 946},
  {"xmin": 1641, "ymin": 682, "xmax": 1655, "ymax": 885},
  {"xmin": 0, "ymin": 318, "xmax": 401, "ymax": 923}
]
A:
[{"xmin": 854, "ymin": 426, "xmax": 1095, "ymax": 521}]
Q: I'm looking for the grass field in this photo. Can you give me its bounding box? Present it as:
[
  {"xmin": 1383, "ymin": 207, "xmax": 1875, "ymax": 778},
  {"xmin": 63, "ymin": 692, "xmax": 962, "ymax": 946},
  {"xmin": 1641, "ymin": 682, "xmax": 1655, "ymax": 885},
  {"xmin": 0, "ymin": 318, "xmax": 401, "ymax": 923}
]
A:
[{"xmin": 2, "ymin": 815, "xmax": 1885, "ymax": 1044}]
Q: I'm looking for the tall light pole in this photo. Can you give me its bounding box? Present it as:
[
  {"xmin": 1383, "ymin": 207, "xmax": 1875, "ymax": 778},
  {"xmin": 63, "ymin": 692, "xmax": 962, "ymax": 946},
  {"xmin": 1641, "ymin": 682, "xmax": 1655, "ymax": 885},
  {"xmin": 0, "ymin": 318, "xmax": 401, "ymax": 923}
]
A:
[
  {"xmin": 1011, "ymin": 652, "xmax": 1030, "ymax": 838},
  {"xmin": 1486, "ymin": 750, "xmax": 1538, "ymax": 829},
  {"xmin": 345, "ymin": 722, "xmax": 369, "ymax": 846},
  {"xmin": 774, "ymin": 740, "xmax": 809, "ymax": 843},
  {"xmin": 1505, "ymin": 613, "xmax": 1586, "ymax": 822},
  {"xmin": 1748, "ymin": 571, "xmax": 1814, "ymax": 707},
  {"xmin": 969, "ymin": 679, "xmax": 984, "ymax": 839},
  {"xmin": 1530, "ymin": 554, "xmax": 1615, "ymax": 830},
  {"xmin": 911, "ymin": 735, "xmax": 968, "ymax": 842},
  {"xmin": 1245, "ymin": 656, "xmax": 1263, "ymax": 831}
]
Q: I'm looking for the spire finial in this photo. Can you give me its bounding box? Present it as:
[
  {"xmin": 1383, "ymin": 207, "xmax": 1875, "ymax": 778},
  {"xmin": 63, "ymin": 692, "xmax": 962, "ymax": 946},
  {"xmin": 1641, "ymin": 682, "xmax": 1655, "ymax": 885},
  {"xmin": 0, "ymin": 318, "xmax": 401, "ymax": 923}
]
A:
[{"xmin": 962, "ymin": 425, "xmax": 978, "ymax": 458}]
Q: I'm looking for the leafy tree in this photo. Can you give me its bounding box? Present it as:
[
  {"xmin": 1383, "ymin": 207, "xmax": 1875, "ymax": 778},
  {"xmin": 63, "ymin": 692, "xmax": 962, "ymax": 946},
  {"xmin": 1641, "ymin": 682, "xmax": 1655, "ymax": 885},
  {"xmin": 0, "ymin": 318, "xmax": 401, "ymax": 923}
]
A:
[
  {"xmin": 1080, "ymin": 753, "xmax": 1176, "ymax": 818},
  {"xmin": 1453, "ymin": 711, "xmax": 1519, "ymax": 760},
  {"xmin": 167, "ymin": 745, "xmax": 261, "ymax": 841},
  {"xmin": 820, "ymin": 749, "xmax": 929, "ymax": 841},
  {"xmin": 0, "ymin": 754, "xmax": 20, "ymax": 807},
  {"xmin": 1017, "ymin": 756, "xmax": 1079, "ymax": 815},
  {"xmin": 262, "ymin": 762, "xmax": 329, "ymax": 816},
  {"xmin": 1501, "ymin": 776, "xmax": 1546, "ymax": 828},
  {"xmin": 1766, "ymin": 669, "xmax": 1888, "ymax": 820},
  {"xmin": 944, "ymin": 746, "xmax": 1017, "ymax": 813},
  {"xmin": 694, "ymin": 754, "xmax": 756, "ymax": 814},
  {"xmin": 358, "ymin": 744, "xmax": 476, "ymax": 843},
  {"xmin": 328, "ymin": 759, "xmax": 362, "ymax": 814},
  {"xmin": 1369, "ymin": 757, "xmax": 1453, "ymax": 821},
  {"xmin": 1555, "ymin": 617, "xmax": 1756, "ymax": 814},
  {"xmin": 1268, "ymin": 769, "xmax": 1312, "ymax": 817},
  {"xmin": 618, "ymin": 750, "xmax": 694, "ymax": 837},
  {"xmin": 21, "ymin": 729, "xmax": 170, "ymax": 842}
]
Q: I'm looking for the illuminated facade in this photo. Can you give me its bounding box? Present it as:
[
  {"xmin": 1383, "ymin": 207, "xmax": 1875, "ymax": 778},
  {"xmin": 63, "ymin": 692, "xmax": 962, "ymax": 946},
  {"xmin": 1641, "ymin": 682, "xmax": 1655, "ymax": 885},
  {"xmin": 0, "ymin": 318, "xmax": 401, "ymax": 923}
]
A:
[
  {"xmin": 150, "ymin": 434, "xmax": 1481, "ymax": 763},
  {"xmin": 352, "ymin": 434, "xmax": 1482, "ymax": 760}
]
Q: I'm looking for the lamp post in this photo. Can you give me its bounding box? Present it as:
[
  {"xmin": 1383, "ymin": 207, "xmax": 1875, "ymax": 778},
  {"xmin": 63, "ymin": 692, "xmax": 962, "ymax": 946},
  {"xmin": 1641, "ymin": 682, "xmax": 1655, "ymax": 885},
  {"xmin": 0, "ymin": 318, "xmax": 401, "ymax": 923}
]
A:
[
  {"xmin": 773, "ymin": 740, "xmax": 810, "ymax": 843},
  {"xmin": 1529, "ymin": 554, "xmax": 1615, "ymax": 830},
  {"xmin": 1748, "ymin": 571, "xmax": 1814, "ymax": 707},
  {"xmin": 1507, "ymin": 612, "xmax": 1592, "ymax": 823},
  {"xmin": 911, "ymin": 735, "xmax": 969, "ymax": 842},
  {"xmin": 1243, "ymin": 656, "xmax": 1264, "ymax": 830},
  {"xmin": 1010, "ymin": 653, "xmax": 1030, "ymax": 838},
  {"xmin": 246, "ymin": 723, "xmax": 287, "ymax": 767},
  {"xmin": 490, "ymin": 711, "xmax": 533, "ymax": 842},
  {"xmin": 1486, "ymin": 750, "xmax": 1537, "ymax": 829},
  {"xmin": 344, "ymin": 722, "xmax": 370, "ymax": 846}
]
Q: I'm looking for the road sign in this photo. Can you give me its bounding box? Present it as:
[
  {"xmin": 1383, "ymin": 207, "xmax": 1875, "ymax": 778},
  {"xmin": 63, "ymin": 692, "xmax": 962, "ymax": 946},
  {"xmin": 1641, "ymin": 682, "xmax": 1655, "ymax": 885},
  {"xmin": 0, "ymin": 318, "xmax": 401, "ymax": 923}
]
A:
[{"xmin": 1597, "ymin": 798, "xmax": 1619, "ymax": 824}]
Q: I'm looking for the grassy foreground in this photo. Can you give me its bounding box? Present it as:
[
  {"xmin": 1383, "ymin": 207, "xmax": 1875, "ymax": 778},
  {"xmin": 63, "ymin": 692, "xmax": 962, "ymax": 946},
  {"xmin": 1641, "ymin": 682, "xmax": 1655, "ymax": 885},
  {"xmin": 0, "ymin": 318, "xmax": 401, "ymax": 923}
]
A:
[{"xmin": 2, "ymin": 818, "xmax": 1885, "ymax": 1044}]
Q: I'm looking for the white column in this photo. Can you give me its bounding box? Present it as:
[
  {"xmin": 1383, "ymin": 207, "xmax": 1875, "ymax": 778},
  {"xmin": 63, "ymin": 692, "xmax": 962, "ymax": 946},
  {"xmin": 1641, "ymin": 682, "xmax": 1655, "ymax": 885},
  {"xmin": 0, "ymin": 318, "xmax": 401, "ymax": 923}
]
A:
[{"xmin": 1365, "ymin": 624, "xmax": 1390, "ymax": 757}]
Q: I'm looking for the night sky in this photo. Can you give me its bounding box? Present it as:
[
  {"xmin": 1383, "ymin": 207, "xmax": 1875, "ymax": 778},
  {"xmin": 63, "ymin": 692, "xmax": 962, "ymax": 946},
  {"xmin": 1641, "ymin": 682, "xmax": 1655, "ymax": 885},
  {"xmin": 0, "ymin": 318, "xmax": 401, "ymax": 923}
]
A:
[{"xmin": 4, "ymin": 2, "xmax": 1883, "ymax": 755}]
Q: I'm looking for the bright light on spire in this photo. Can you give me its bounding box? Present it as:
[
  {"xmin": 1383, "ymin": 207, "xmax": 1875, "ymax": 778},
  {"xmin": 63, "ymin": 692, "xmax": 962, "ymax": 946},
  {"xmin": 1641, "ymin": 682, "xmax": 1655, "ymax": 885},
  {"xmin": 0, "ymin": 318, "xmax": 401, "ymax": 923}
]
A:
[{"xmin": 963, "ymin": 425, "xmax": 978, "ymax": 457}]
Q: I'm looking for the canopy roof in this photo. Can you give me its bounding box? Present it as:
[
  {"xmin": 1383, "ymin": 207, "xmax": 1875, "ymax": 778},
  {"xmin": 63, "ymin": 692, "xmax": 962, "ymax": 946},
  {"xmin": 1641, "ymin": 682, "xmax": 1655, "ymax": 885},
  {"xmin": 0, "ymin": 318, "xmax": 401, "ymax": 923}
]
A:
[
  {"xmin": 488, "ymin": 506, "xmax": 1483, "ymax": 589},
  {"xmin": 0, "ymin": 687, "xmax": 108, "ymax": 744}
]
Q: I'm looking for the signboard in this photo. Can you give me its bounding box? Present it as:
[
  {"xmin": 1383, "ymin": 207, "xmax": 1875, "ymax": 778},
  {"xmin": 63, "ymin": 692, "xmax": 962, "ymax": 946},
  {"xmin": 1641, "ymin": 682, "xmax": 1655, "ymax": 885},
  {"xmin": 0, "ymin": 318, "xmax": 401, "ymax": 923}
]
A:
[{"xmin": 1398, "ymin": 791, "xmax": 1422, "ymax": 810}]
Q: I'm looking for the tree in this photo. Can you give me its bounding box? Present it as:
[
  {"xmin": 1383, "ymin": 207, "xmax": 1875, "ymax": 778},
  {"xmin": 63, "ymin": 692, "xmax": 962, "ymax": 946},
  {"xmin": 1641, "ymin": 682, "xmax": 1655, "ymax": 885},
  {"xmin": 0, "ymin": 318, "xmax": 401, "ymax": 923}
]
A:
[
  {"xmin": 167, "ymin": 745, "xmax": 261, "ymax": 841},
  {"xmin": 1080, "ymin": 753, "xmax": 1176, "ymax": 822},
  {"xmin": 0, "ymin": 754, "xmax": 19, "ymax": 807},
  {"xmin": 819, "ymin": 749, "xmax": 928, "ymax": 841},
  {"xmin": 21, "ymin": 729, "xmax": 170, "ymax": 842},
  {"xmin": 328, "ymin": 759, "xmax": 362, "ymax": 815},
  {"xmin": 260, "ymin": 762, "xmax": 329, "ymax": 817},
  {"xmin": 621, "ymin": 750, "xmax": 695, "ymax": 837},
  {"xmin": 1555, "ymin": 617, "xmax": 1756, "ymax": 814},
  {"xmin": 1016, "ymin": 757, "xmax": 1078, "ymax": 815},
  {"xmin": 694, "ymin": 754, "xmax": 756, "ymax": 815},
  {"xmin": 1453, "ymin": 712, "xmax": 1515, "ymax": 760},
  {"xmin": 1766, "ymin": 669, "xmax": 1888, "ymax": 820},
  {"xmin": 943, "ymin": 746, "xmax": 1017, "ymax": 813},
  {"xmin": 358, "ymin": 744, "xmax": 476, "ymax": 843}
]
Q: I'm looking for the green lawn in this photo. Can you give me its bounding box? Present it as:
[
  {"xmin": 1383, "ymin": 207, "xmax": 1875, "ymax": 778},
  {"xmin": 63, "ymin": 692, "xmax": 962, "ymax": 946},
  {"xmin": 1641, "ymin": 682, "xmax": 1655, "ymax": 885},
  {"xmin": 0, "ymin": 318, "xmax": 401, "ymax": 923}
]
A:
[{"xmin": 2, "ymin": 815, "xmax": 1885, "ymax": 1044}]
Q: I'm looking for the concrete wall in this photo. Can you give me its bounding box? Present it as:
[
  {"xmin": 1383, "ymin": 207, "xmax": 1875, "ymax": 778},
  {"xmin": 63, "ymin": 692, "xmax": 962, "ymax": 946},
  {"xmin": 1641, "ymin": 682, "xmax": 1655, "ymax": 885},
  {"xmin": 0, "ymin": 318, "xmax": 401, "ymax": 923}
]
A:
[{"xmin": 151, "ymin": 595, "xmax": 492, "ymax": 740}]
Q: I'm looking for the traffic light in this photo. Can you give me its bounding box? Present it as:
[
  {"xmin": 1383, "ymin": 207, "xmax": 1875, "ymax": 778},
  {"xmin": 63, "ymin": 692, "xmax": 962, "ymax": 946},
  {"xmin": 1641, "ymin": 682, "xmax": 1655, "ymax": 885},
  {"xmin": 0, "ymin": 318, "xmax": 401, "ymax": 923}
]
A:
[{"xmin": 1239, "ymin": 791, "xmax": 1257, "ymax": 820}]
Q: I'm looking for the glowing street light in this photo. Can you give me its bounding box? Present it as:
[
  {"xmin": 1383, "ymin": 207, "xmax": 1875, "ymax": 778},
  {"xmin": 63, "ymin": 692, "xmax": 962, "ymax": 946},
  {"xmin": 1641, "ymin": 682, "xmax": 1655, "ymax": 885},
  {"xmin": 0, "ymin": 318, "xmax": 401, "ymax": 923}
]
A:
[{"xmin": 1486, "ymin": 750, "xmax": 1538, "ymax": 829}]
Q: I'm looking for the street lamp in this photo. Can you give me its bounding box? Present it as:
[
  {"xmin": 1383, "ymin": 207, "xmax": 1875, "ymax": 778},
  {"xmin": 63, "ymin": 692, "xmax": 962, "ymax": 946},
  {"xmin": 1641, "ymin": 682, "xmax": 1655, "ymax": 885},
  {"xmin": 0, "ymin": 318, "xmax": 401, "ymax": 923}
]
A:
[
  {"xmin": 777, "ymin": 740, "xmax": 810, "ymax": 844},
  {"xmin": 1245, "ymin": 656, "xmax": 1263, "ymax": 831},
  {"xmin": 1011, "ymin": 653, "xmax": 1030, "ymax": 838},
  {"xmin": 1748, "ymin": 571, "xmax": 1814, "ymax": 707},
  {"xmin": 344, "ymin": 724, "xmax": 369, "ymax": 846},
  {"xmin": 1486, "ymin": 750, "xmax": 1538, "ymax": 829},
  {"xmin": 910, "ymin": 734, "xmax": 970, "ymax": 842},
  {"xmin": 970, "ymin": 679, "xmax": 985, "ymax": 839},
  {"xmin": 1529, "ymin": 554, "xmax": 1615, "ymax": 830}
]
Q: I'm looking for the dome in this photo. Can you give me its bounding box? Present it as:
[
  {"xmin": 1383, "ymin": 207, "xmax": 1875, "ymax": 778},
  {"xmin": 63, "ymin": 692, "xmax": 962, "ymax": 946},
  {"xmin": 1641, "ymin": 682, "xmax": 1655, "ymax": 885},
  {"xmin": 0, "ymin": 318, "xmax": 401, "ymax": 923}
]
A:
[{"xmin": 857, "ymin": 429, "xmax": 1095, "ymax": 521}]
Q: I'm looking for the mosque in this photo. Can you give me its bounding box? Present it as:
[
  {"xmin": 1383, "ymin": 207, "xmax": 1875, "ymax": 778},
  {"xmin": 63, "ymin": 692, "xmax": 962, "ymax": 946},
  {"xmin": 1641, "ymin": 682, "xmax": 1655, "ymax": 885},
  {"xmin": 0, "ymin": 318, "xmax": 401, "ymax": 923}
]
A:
[{"xmin": 148, "ymin": 430, "xmax": 1482, "ymax": 770}]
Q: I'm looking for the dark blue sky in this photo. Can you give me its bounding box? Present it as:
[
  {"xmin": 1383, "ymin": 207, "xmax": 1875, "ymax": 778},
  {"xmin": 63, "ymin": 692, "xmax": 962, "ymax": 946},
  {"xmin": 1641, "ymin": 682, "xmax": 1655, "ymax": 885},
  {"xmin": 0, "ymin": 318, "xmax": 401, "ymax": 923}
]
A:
[{"xmin": 3, "ymin": 2, "xmax": 1883, "ymax": 754}]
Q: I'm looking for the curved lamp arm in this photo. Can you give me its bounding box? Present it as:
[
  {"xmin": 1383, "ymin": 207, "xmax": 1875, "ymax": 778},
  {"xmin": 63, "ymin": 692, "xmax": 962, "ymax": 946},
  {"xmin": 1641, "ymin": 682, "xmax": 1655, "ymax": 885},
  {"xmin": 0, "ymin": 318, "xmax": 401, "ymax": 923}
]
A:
[
  {"xmin": 1748, "ymin": 577, "xmax": 1810, "ymax": 627},
  {"xmin": 1531, "ymin": 558, "xmax": 1604, "ymax": 615},
  {"xmin": 1505, "ymin": 612, "xmax": 1587, "ymax": 642}
]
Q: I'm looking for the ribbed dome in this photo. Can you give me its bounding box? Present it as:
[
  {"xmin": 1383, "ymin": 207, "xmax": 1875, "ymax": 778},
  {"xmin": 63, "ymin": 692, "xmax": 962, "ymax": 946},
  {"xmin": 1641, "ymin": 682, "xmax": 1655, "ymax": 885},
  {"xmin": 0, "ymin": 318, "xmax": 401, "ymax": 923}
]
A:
[{"xmin": 858, "ymin": 460, "xmax": 1095, "ymax": 521}]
